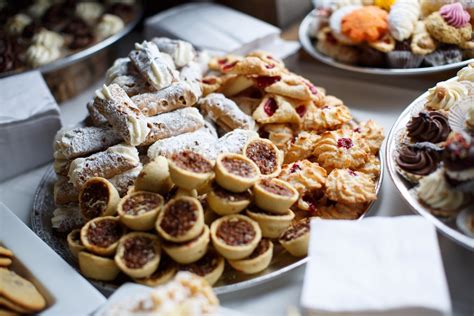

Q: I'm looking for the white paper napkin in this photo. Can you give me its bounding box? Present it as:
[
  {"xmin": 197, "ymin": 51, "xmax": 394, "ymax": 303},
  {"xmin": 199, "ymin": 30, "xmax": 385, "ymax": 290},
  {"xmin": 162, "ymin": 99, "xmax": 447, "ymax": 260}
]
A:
[{"xmin": 301, "ymin": 216, "xmax": 452, "ymax": 316}]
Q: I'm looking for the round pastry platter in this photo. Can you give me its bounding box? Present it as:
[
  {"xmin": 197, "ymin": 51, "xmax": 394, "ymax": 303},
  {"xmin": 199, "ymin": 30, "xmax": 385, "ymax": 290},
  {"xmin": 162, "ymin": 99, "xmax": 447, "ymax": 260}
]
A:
[
  {"xmin": 386, "ymin": 76, "xmax": 474, "ymax": 250},
  {"xmin": 32, "ymin": 153, "xmax": 384, "ymax": 295},
  {"xmin": 299, "ymin": 10, "xmax": 473, "ymax": 76}
]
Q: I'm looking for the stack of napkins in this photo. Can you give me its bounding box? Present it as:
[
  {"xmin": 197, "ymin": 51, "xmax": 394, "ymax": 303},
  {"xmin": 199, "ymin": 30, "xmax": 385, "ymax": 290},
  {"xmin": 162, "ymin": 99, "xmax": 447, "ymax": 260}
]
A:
[
  {"xmin": 0, "ymin": 71, "xmax": 61, "ymax": 181},
  {"xmin": 301, "ymin": 216, "xmax": 452, "ymax": 316}
]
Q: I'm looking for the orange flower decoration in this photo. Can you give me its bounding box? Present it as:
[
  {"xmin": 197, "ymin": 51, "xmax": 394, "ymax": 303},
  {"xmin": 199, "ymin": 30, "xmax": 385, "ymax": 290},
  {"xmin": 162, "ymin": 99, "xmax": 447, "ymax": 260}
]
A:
[{"xmin": 341, "ymin": 6, "xmax": 388, "ymax": 43}]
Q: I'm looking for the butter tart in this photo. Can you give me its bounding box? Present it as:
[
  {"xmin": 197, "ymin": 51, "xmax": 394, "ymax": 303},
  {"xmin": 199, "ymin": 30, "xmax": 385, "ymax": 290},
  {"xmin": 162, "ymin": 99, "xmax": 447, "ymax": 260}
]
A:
[
  {"xmin": 156, "ymin": 197, "xmax": 205, "ymax": 243},
  {"xmin": 163, "ymin": 225, "xmax": 210, "ymax": 264},
  {"xmin": 168, "ymin": 151, "xmax": 214, "ymax": 190},
  {"xmin": 79, "ymin": 177, "xmax": 120, "ymax": 220},
  {"xmin": 78, "ymin": 251, "xmax": 120, "ymax": 281},
  {"xmin": 67, "ymin": 229, "xmax": 85, "ymax": 259},
  {"xmin": 134, "ymin": 156, "xmax": 173, "ymax": 195},
  {"xmin": 228, "ymin": 239, "xmax": 273, "ymax": 274},
  {"xmin": 117, "ymin": 191, "xmax": 164, "ymax": 231},
  {"xmin": 253, "ymin": 178, "xmax": 298, "ymax": 214},
  {"xmin": 206, "ymin": 183, "xmax": 251, "ymax": 216},
  {"xmin": 279, "ymin": 218, "xmax": 310, "ymax": 257},
  {"xmin": 134, "ymin": 256, "xmax": 177, "ymax": 286},
  {"xmin": 115, "ymin": 232, "xmax": 161, "ymax": 279},
  {"xmin": 180, "ymin": 249, "xmax": 225, "ymax": 286},
  {"xmin": 80, "ymin": 216, "xmax": 124, "ymax": 256},
  {"xmin": 244, "ymin": 138, "xmax": 283, "ymax": 178},
  {"xmin": 246, "ymin": 208, "xmax": 295, "ymax": 239},
  {"xmin": 210, "ymin": 214, "xmax": 262, "ymax": 260},
  {"xmin": 215, "ymin": 153, "xmax": 260, "ymax": 193}
]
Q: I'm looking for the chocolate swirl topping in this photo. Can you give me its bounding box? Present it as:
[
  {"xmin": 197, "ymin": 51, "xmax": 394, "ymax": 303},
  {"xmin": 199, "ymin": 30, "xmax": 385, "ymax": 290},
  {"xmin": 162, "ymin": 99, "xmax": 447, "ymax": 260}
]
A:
[
  {"xmin": 443, "ymin": 132, "xmax": 474, "ymax": 171},
  {"xmin": 396, "ymin": 145, "xmax": 441, "ymax": 176},
  {"xmin": 406, "ymin": 111, "xmax": 451, "ymax": 143}
]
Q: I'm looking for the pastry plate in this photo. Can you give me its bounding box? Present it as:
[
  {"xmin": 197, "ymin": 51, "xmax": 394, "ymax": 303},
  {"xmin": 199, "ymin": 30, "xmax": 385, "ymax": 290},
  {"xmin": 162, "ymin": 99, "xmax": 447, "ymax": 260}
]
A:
[
  {"xmin": 299, "ymin": 10, "xmax": 472, "ymax": 76},
  {"xmin": 386, "ymin": 77, "xmax": 474, "ymax": 250},
  {"xmin": 32, "ymin": 156, "xmax": 383, "ymax": 296}
]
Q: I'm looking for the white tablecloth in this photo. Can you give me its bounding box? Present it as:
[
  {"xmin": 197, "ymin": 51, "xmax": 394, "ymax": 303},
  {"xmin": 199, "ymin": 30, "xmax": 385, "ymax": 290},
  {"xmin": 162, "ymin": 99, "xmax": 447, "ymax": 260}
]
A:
[{"xmin": 0, "ymin": 51, "xmax": 473, "ymax": 315}]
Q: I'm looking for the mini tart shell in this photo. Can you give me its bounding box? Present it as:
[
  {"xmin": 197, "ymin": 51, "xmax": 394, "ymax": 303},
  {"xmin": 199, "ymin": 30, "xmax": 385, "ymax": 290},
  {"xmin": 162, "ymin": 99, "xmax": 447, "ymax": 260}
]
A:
[
  {"xmin": 279, "ymin": 219, "xmax": 310, "ymax": 257},
  {"xmin": 156, "ymin": 197, "xmax": 205, "ymax": 243},
  {"xmin": 243, "ymin": 138, "xmax": 283, "ymax": 178},
  {"xmin": 117, "ymin": 191, "xmax": 164, "ymax": 231},
  {"xmin": 114, "ymin": 232, "xmax": 161, "ymax": 279},
  {"xmin": 134, "ymin": 156, "xmax": 173, "ymax": 195},
  {"xmin": 79, "ymin": 177, "xmax": 120, "ymax": 220},
  {"xmin": 168, "ymin": 154, "xmax": 214, "ymax": 190},
  {"xmin": 78, "ymin": 251, "xmax": 120, "ymax": 281},
  {"xmin": 228, "ymin": 239, "xmax": 273, "ymax": 274},
  {"xmin": 246, "ymin": 209, "xmax": 295, "ymax": 239},
  {"xmin": 134, "ymin": 260, "xmax": 177, "ymax": 287},
  {"xmin": 215, "ymin": 153, "xmax": 261, "ymax": 193},
  {"xmin": 206, "ymin": 185, "xmax": 251, "ymax": 216},
  {"xmin": 180, "ymin": 251, "xmax": 225, "ymax": 286},
  {"xmin": 253, "ymin": 178, "xmax": 299, "ymax": 214},
  {"xmin": 163, "ymin": 225, "xmax": 210, "ymax": 264},
  {"xmin": 210, "ymin": 214, "xmax": 262, "ymax": 260},
  {"xmin": 80, "ymin": 216, "xmax": 124, "ymax": 256},
  {"xmin": 67, "ymin": 229, "xmax": 85, "ymax": 258}
]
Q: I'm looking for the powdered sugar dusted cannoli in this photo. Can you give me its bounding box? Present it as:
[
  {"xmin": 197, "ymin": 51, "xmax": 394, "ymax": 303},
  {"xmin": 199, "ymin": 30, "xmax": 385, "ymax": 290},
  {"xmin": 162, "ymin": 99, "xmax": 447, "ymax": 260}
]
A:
[
  {"xmin": 152, "ymin": 37, "xmax": 196, "ymax": 68},
  {"xmin": 109, "ymin": 164, "xmax": 143, "ymax": 196},
  {"xmin": 180, "ymin": 61, "xmax": 203, "ymax": 99},
  {"xmin": 54, "ymin": 158, "xmax": 71, "ymax": 176},
  {"xmin": 95, "ymin": 84, "xmax": 151, "ymax": 146},
  {"xmin": 142, "ymin": 107, "xmax": 205, "ymax": 145},
  {"xmin": 54, "ymin": 126, "xmax": 122, "ymax": 160},
  {"xmin": 105, "ymin": 57, "xmax": 133, "ymax": 85},
  {"xmin": 215, "ymin": 129, "xmax": 259, "ymax": 157},
  {"xmin": 68, "ymin": 143, "xmax": 140, "ymax": 188},
  {"xmin": 54, "ymin": 176, "xmax": 79, "ymax": 205},
  {"xmin": 129, "ymin": 41, "xmax": 179, "ymax": 90},
  {"xmin": 198, "ymin": 93, "xmax": 256, "ymax": 132},
  {"xmin": 86, "ymin": 99, "xmax": 108, "ymax": 126},
  {"xmin": 110, "ymin": 74, "xmax": 155, "ymax": 97}
]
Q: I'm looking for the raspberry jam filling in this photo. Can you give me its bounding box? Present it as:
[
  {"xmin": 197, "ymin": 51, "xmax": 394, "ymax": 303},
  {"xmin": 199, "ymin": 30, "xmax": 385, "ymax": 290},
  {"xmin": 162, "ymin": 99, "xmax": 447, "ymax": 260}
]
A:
[
  {"xmin": 222, "ymin": 61, "xmax": 238, "ymax": 71},
  {"xmin": 296, "ymin": 105, "xmax": 307, "ymax": 118},
  {"xmin": 255, "ymin": 76, "xmax": 281, "ymax": 89},
  {"xmin": 264, "ymin": 98, "xmax": 278, "ymax": 116},
  {"xmin": 337, "ymin": 137, "xmax": 354, "ymax": 149},
  {"xmin": 290, "ymin": 163, "xmax": 301, "ymax": 173}
]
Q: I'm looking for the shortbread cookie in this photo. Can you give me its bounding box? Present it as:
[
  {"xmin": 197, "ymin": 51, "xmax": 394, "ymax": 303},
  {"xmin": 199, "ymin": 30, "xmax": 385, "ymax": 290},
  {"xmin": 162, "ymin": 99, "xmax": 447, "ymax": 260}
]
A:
[
  {"xmin": 152, "ymin": 37, "xmax": 196, "ymax": 68},
  {"xmin": 0, "ymin": 247, "xmax": 13, "ymax": 259},
  {"xmin": 313, "ymin": 129, "xmax": 370, "ymax": 171},
  {"xmin": 68, "ymin": 143, "xmax": 140, "ymax": 188},
  {"xmin": 302, "ymin": 104, "xmax": 352, "ymax": 132},
  {"xmin": 54, "ymin": 176, "xmax": 79, "ymax": 205},
  {"xmin": 279, "ymin": 160, "xmax": 327, "ymax": 196},
  {"xmin": 95, "ymin": 84, "xmax": 150, "ymax": 146},
  {"xmin": 354, "ymin": 120, "xmax": 384, "ymax": 155},
  {"xmin": 51, "ymin": 205, "xmax": 84, "ymax": 233},
  {"xmin": 0, "ymin": 259, "xmax": 11, "ymax": 268},
  {"xmin": 325, "ymin": 169, "xmax": 377, "ymax": 204},
  {"xmin": 284, "ymin": 131, "xmax": 321, "ymax": 163},
  {"xmin": 0, "ymin": 268, "xmax": 46, "ymax": 312},
  {"xmin": 198, "ymin": 93, "xmax": 256, "ymax": 132},
  {"xmin": 0, "ymin": 295, "xmax": 32, "ymax": 313},
  {"xmin": 253, "ymin": 95, "xmax": 301, "ymax": 125},
  {"xmin": 86, "ymin": 99, "xmax": 108, "ymax": 126}
]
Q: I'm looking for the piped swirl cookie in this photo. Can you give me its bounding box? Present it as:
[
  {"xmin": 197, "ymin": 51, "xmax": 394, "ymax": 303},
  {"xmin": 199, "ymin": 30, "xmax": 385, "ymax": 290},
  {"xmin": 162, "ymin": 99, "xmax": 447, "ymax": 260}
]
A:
[{"xmin": 325, "ymin": 169, "xmax": 377, "ymax": 204}]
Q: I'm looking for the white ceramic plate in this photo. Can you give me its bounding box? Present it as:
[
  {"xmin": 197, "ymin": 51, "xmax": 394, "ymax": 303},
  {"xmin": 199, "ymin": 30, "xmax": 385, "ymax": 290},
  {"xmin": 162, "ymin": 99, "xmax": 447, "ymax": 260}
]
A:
[{"xmin": 0, "ymin": 202, "xmax": 106, "ymax": 315}]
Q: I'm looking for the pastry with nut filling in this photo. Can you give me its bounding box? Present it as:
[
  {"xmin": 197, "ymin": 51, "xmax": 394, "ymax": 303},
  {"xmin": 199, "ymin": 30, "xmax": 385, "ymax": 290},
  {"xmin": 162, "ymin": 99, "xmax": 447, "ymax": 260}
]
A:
[
  {"xmin": 246, "ymin": 208, "xmax": 295, "ymax": 239},
  {"xmin": 168, "ymin": 151, "xmax": 214, "ymax": 190},
  {"xmin": 78, "ymin": 251, "xmax": 120, "ymax": 281},
  {"xmin": 253, "ymin": 178, "xmax": 298, "ymax": 214},
  {"xmin": 215, "ymin": 154, "xmax": 260, "ymax": 192},
  {"xmin": 134, "ymin": 256, "xmax": 177, "ymax": 286},
  {"xmin": 244, "ymin": 138, "xmax": 283, "ymax": 177},
  {"xmin": 79, "ymin": 177, "xmax": 120, "ymax": 220},
  {"xmin": 228, "ymin": 239, "xmax": 273, "ymax": 274},
  {"xmin": 206, "ymin": 183, "xmax": 251, "ymax": 215},
  {"xmin": 179, "ymin": 249, "xmax": 225, "ymax": 286},
  {"xmin": 117, "ymin": 191, "xmax": 164, "ymax": 231},
  {"xmin": 279, "ymin": 218, "xmax": 310, "ymax": 257},
  {"xmin": 67, "ymin": 229, "xmax": 85, "ymax": 258},
  {"xmin": 80, "ymin": 216, "xmax": 124, "ymax": 256},
  {"xmin": 163, "ymin": 225, "xmax": 210, "ymax": 264},
  {"xmin": 210, "ymin": 214, "xmax": 262, "ymax": 260}
]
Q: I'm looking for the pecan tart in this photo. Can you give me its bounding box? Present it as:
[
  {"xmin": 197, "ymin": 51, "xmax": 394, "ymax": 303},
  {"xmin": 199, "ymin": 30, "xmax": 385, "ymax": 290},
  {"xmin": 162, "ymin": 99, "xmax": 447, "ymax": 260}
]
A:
[
  {"xmin": 80, "ymin": 216, "xmax": 124, "ymax": 256},
  {"xmin": 135, "ymin": 156, "xmax": 173, "ymax": 195},
  {"xmin": 79, "ymin": 177, "xmax": 120, "ymax": 220},
  {"xmin": 156, "ymin": 197, "xmax": 205, "ymax": 243},
  {"xmin": 279, "ymin": 218, "xmax": 310, "ymax": 257},
  {"xmin": 168, "ymin": 151, "xmax": 214, "ymax": 190},
  {"xmin": 163, "ymin": 225, "xmax": 210, "ymax": 264},
  {"xmin": 215, "ymin": 153, "xmax": 260, "ymax": 193},
  {"xmin": 79, "ymin": 251, "xmax": 120, "ymax": 281},
  {"xmin": 228, "ymin": 239, "xmax": 273, "ymax": 274},
  {"xmin": 134, "ymin": 256, "xmax": 177, "ymax": 287},
  {"xmin": 210, "ymin": 214, "xmax": 262, "ymax": 260},
  {"xmin": 115, "ymin": 232, "xmax": 161, "ymax": 279},
  {"xmin": 206, "ymin": 183, "xmax": 251, "ymax": 216},
  {"xmin": 117, "ymin": 191, "xmax": 164, "ymax": 231},
  {"xmin": 246, "ymin": 208, "xmax": 295, "ymax": 239},
  {"xmin": 179, "ymin": 249, "xmax": 225, "ymax": 286},
  {"xmin": 67, "ymin": 229, "xmax": 85, "ymax": 259},
  {"xmin": 244, "ymin": 138, "xmax": 283, "ymax": 178},
  {"xmin": 253, "ymin": 178, "xmax": 299, "ymax": 214}
]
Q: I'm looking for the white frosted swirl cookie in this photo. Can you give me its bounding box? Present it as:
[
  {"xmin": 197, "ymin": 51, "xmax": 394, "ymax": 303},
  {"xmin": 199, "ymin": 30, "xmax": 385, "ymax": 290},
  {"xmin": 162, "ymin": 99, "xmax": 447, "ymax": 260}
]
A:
[
  {"xmin": 425, "ymin": 81, "xmax": 470, "ymax": 111},
  {"xmin": 25, "ymin": 44, "xmax": 60, "ymax": 67},
  {"xmin": 278, "ymin": 160, "xmax": 327, "ymax": 196},
  {"xmin": 33, "ymin": 29, "xmax": 64, "ymax": 49},
  {"xmin": 388, "ymin": 0, "xmax": 420, "ymax": 41},
  {"xmin": 325, "ymin": 169, "xmax": 376, "ymax": 204},
  {"xmin": 302, "ymin": 104, "xmax": 352, "ymax": 132},
  {"xmin": 95, "ymin": 14, "xmax": 124, "ymax": 39},
  {"xmin": 457, "ymin": 64, "xmax": 474, "ymax": 82},
  {"xmin": 6, "ymin": 14, "xmax": 32, "ymax": 35},
  {"xmin": 75, "ymin": 2, "xmax": 104, "ymax": 25}
]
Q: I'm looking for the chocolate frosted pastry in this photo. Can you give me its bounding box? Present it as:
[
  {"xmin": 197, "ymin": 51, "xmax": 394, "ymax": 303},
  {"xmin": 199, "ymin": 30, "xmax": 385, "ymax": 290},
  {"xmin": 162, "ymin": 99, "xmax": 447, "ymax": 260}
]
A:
[
  {"xmin": 228, "ymin": 239, "xmax": 273, "ymax": 274},
  {"xmin": 78, "ymin": 251, "xmax": 120, "ymax": 281},
  {"xmin": 406, "ymin": 111, "xmax": 451, "ymax": 144},
  {"xmin": 80, "ymin": 216, "xmax": 124, "ymax": 256},
  {"xmin": 156, "ymin": 197, "xmax": 204, "ymax": 243},
  {"xmin": 279, "ymin": 218, "xmax": 310, "ymax": 257},
  {"xmin": 210, "ymin": 214, "xmax": 262, "ymax": 260},
  {"xmin": 0, "ymin": 35, "xmax": 23, "ymax": 73},
  {"xmin": 215, "ymin": 153, "xmax": 260, "ymax": 193},
  {"xmin": 117, "ymin": 191, "xmax": 164, "ymax": 231},
  {"xmin": 163, "ymin": 225, "xmax": 210, "ymax": 264},
  {"xmin": 443, "ymin": 132, "xmax": 474, "ymax": 182},
  {"xmin": 396, "ymin": 145, "xmax": 441, "ymax": 182},
  {"xmin": 244, "ymin": 138, "xmax": 283, "ymax": 177},
  {"xmin": 246, "ymin": 208, "xmax": 295, "ymax": 239},
  {"xmin": 168, "ymin": 151, "xmax": 214, "ymax": 190},
  {"xmin": 134, "ymin": 256, "xmax": 177, "ymax": 286},
  {"xmin": 179, "ymin": 249, "xmax": 225, "ymax": 286},
  {"xmin": 206, "ymin": 183, "xmax": 251, "ymax": 216},
  {"xmin": 253, "ymin": 178, "xmax": 299, "ymax": 214},
  {"xmin": 115, "ymin": 232, "xmax": 161, "ymax": 279},
  {"xmin": 67, "ymin": 229, "xmax": 85, "ymax": 259},
  {"xmin": 79, "ymin": 177, "xmax": 120, "ymax": 220}
]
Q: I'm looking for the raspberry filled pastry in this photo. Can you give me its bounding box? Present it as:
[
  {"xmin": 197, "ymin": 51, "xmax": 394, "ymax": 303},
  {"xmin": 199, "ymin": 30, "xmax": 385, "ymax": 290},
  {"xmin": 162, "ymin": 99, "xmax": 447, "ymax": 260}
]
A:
[{"xmin": 253, "ymin": 95, "xmax": 301, "ymax": 125}]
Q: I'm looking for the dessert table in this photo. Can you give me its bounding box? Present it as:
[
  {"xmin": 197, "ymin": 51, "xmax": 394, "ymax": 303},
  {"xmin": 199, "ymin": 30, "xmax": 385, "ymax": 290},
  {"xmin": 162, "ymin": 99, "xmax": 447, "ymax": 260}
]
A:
[{"xmin": 0, "ymin": 38, "xmax": 473, "ymax": 315}]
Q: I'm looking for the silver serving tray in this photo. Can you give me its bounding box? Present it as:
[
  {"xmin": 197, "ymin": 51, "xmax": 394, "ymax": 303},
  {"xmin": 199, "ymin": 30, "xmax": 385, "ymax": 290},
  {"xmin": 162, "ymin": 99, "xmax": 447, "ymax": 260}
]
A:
[
  {"xmin": 32, "ymin": 155, "xmax": 383, "ymax": 295},
  {"xmin": 386, "ymin": 76, "xmax": 474, "ymax": 250},
  {"xmin": 299, "ymin": 10, "xmax": 473, "ymax": 76}
]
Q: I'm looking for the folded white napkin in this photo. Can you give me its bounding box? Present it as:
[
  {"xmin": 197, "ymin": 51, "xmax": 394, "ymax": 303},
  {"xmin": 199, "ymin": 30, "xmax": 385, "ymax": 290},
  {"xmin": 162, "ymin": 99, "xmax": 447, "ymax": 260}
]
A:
[{"xmin": 301, "ymin": 216, "xmax": 452, "ymax": 316}]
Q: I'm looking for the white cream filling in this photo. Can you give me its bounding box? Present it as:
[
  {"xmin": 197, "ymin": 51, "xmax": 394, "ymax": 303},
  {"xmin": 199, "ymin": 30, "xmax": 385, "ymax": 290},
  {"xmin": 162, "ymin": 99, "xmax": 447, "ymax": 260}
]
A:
[{"xmin": 126, "ymin": 115, "xmax": 150, "ymax": 146}]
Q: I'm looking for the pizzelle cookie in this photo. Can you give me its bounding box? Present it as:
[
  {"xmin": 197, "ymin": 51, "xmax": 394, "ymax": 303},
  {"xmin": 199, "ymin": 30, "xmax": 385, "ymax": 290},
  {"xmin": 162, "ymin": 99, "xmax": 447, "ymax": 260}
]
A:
[{"xmin": 0, "ymin": 268, "xmax": 46, "ymax": 312}]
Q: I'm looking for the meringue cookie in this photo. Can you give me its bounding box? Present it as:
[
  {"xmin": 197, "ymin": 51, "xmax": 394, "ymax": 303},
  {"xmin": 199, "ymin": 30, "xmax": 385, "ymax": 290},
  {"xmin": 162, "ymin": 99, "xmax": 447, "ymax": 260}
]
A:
[
  {"xmin": 425, "ymin": 80, "xmax": 470, "ymax": 111},
  {"xmin": 25, "ymin": 44, "xmax": 60, "ymax": 67},
  {"xmin": 95, "ymin": 14, "xmax": 124, "ymax": 40},
  {"xmin": 388, "ymin": 0, "xmax": 420, "ymax": 41},
  {"xmin": 32, "ymin": 29, "xmax": 64, "ymax": 49},
  {"xmin": 330, "ymin": 5, "xmax": 362, "ymax": 45},
  {"xmin": 76, "ymin": 2, "xmax": 104, "ymax": 25},
  {"xmin": 6, "ymin": 14, "xmax": 32, "ymax": 35}
]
